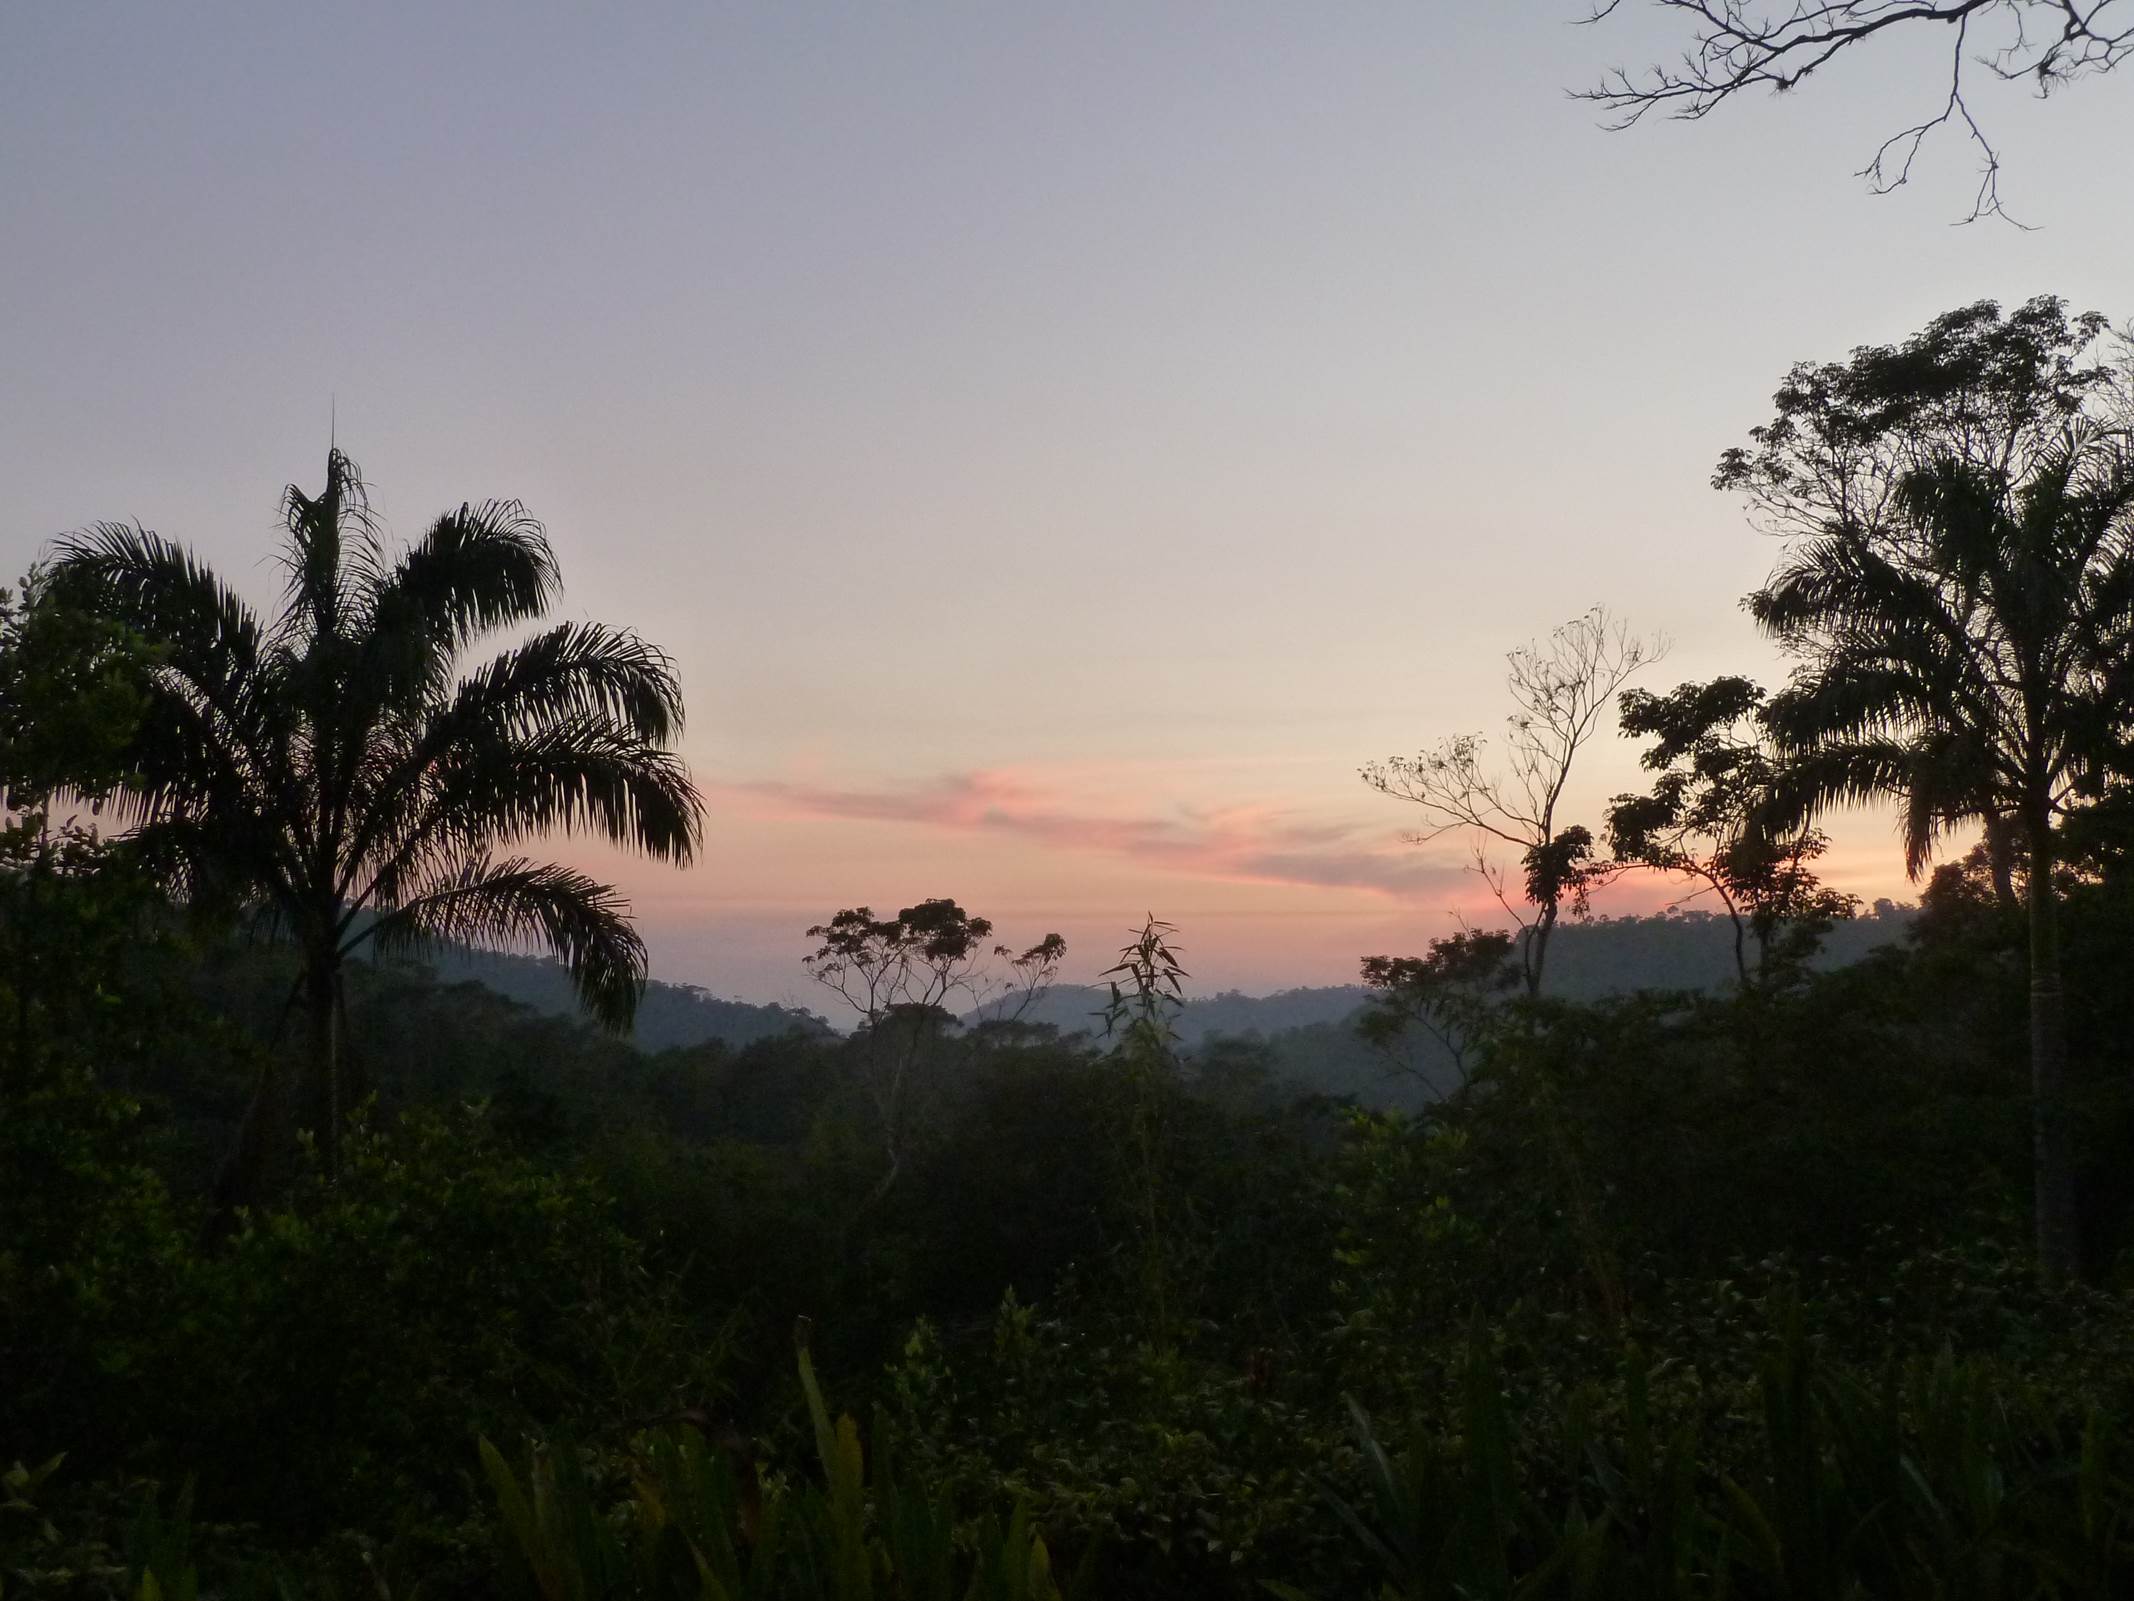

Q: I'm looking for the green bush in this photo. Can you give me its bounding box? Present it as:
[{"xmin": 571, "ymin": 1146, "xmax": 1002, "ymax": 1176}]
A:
[
  {"xmin": 158, "ymin": 1107, "xmax": 728, "ymax": 1534},
  {"xmin": 880, "ymin": 1294, "xmax": 1351, "ymax": 1600},
  {"xmin": 0, "ymin": 1075, "xmax": 193, "ymax": 1467}
]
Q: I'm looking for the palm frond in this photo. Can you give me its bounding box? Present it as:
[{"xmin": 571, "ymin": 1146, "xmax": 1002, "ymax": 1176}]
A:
[
  {"xmin": 45, "ymin": 522, "xmax": 318, "ymax": 868},
  {"xmin": 360, "ymin": 853, "xmax": 647, "ymax": 1029},
  {"xmin": 445, "ymin": 622, "xmax": 685, "ymax": 743},
  {"xmin": 359, "ymin": 500, "xmax": 561, "ymax": 709},
  {"xmin": 346, "ymin": 705, "xmax": 700, "ymax": 909},
  {"xmin": 47, "ymin": 522, "xmax": 265, "ymax": 689},
  {"xmin": 1759, "ymin": 742, "xmax": 1917, "ymax": 832},
  {"xmin": 275, "ymin": 447, "xmax": 381, "ymax": 649},
  {"xmin": 1895, "ymin": 461, "xmax": 2023, "ymax": 638},
  {"xmin": 420, "ymin": 720, "xmax": 700, "ymax": 863}
]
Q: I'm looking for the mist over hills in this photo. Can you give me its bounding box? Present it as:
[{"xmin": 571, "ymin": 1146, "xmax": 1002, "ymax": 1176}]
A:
[
  {"xmin": 954, "ymin": 906, "xmax": 1918, "ymax": 1109},
  {"xmin": 381, "ymin": 907, "xmax": 1925, "ymax": 1113},
  {"xmin": 969, "ymin": 981, "xmax": 1369, "ymax": 1045},
  {"xmin": 418, "ymin": 944, "xmax": 834, "ymax": 1049},
  {"xmin": 966, "ymin": 905, "xmax": 1915, "ymax": 1038},
  {"xmin": 408, "ymin": 908, "xmax": 1915, "ymax": 1104}
]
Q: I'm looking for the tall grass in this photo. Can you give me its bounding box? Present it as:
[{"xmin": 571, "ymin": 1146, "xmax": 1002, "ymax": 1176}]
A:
[
  {"xmin": 1284, "ymin": 1304, "xmax": 2134, "ymax": 1599},
  {"xmin": 480, "ymin": 1345, "xmax": 1099, "ymax": 1601}
]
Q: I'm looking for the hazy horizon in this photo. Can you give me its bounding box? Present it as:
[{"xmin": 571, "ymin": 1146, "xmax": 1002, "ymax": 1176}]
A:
[{"xmin": 7, "ymin": 4, "xmax": 2128, "ymax": 1006}]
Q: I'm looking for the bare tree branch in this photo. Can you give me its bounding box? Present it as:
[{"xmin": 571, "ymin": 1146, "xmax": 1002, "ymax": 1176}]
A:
[
  {"xmin": 1579, "ymin": 1, "xmax": 2131, "ymax": 221},
  {"xmin": 1364, "ymin": 608, "xmax": 1663, "ymax": 995}
]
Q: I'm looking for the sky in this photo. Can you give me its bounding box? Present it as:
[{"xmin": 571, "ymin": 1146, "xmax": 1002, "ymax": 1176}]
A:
[{"xmin": 4, "ymin": 4, "xmax": 2130, "ymax": 1007}]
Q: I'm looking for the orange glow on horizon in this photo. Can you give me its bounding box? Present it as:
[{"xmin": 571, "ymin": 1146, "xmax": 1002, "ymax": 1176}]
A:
[{"xmin": 559, "ymin": 765, "xmax": 1930, "ymax": 1004}]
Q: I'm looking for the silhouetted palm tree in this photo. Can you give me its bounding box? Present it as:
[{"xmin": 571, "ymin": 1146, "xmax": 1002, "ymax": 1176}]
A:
[
  {"xmin": 1755, "ymin": 425, "xmax": 2134, "ymax": 1277},
  {"xmin": 52, "ymin": 448, "xmax": 701, "ymax": 1205}
]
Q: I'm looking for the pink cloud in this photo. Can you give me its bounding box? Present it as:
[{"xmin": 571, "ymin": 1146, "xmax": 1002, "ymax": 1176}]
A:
[{"xmin": 709, "ymin": 769, "xmax": 1461, "ymax": 898}]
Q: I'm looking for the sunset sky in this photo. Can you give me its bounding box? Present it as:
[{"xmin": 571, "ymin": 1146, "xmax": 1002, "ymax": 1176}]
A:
[{"xmin": 5, "ymin": 5, "xmax": 2130, "ymax": 1006}]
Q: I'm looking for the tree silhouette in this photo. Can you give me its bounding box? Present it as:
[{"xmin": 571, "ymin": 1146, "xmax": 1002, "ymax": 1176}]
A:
[
  {"xmin": 805, "ymin": 897, "xmax": 1064, "ymax": 1209},
  {"xmin": 1749, "ymin": 425, "xmax": 2134, "ymax": 1277},
  {"xmin": 1723, "ymin": 297, "xmax": 2129, "ymax": 908},
  {"xmin": 1723, "ymin": 300, "xmax": 2134, "ymax": 1275},
  {"xmin": 1359, "ymin": 929, "xmax": 1518, "ymax": 1094},
  {"xmin": 50, "ymin": 447, "xmax": 702, "ymax": 1206},
  {"xmin": 1364, "ymin": 608, "xmax": 1661, "ymax": 997},
  {"xmin": 1607, "ymin": 676, "xmax": 1857, "ymax": 987}
]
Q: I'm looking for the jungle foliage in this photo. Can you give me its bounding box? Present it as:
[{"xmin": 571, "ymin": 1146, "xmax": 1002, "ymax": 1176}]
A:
[{"xmin": 13, "ymin": 301, "xmax": 2134, "ymax": 1598}]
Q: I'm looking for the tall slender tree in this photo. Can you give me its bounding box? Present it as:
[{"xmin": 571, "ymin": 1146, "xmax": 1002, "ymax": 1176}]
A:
[
  {"xmin": 50, "ymin": 448, "xmax": 702, "ymax": 1205},
  {"xmin": 1363, "ymin": 608, "xmax": 1660, "ymax": 997},
  {"xmin": 1752, "ymin": 429, "xmax": 2134, "ymax": 1276},
  {"xmin": 1722, "ymin": 297, "xmax": 2134, "ymax": 913},
  {"xmin": 1721, "ymin": 300, "xmax": 2134, "ymax": 1277}
]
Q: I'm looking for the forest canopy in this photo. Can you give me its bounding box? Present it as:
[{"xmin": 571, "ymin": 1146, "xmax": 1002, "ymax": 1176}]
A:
[{"xmin": 10, "ymin": 297, "xmax": 2134, "ymax": 1599}]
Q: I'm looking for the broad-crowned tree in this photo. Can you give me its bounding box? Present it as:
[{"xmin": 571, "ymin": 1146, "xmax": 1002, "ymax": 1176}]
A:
[
  {"xmin": 805, "ymin": 897, "xmax": 1063, "ymax": 1208},
  {"xmin": 1607, "ymin": 676, "xmax": 1857, "ymax": 987}
]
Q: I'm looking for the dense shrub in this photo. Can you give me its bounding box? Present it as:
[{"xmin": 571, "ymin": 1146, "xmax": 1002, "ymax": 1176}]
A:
[
  {"xmin": 0, "ymin": 1074, "xmax": 193, "ymax": 1466},
  {"xmin": 162, "ymin": 1108, "xmax": 728, "ymax": 1532}
]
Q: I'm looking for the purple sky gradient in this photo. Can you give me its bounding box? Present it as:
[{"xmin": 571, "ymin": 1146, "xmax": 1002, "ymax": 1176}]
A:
[{"xmin": 4, "ymin": 4, "xmax": 2128, "ymax": 1000}]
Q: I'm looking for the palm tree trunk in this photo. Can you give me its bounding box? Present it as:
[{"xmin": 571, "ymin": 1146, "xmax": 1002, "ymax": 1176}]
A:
[
  {"xmin": 303, "ymin": 957, "xmax": 342, "ymax": 1182},
  {"xmin": 1985, "ymin": 811, "xmax": 2020, "ymax": 912},
  {"xmin": 335, "ymin": 977, "xmax": 364, "ymax": 1120},
  {"xmin": 206, "ymin": 1055, "xmax": 289, "ymax": 1240},
  {"xmin": 202, "ymin": 977, "xmax": 303, "ymax": 1240},
  {"xmin": 2026, "ymin": 809, "xmax": 2079, "ymax": 1279}
]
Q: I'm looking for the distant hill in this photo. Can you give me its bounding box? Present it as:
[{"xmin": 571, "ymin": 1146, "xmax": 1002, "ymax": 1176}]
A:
[
  {"xmin": 965, "ymin": 982, "xmax": 1370, "ymax": 1043},
  {"xmin": 970, "ymin": 906, "xmax": 1918, "ymax": 1110},
  {"xmin": 1536, "ymin": 903, "xmax": 1910, "ymax": 997},
  {"xmin": 415, "ymin": 906, "xmax": 1916, "ymax": 1066},
  {"xmin": 971, "ymin": 906, "xmax": 1914, "ymax": 1036},
  {"xmin": 417, "ymin": 945, "xmax": 834, "ymax": 1050}
]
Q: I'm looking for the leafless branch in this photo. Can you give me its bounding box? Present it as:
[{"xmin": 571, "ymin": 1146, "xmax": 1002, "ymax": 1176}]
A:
[
  {"xmin": 1578, "ymin": 1, "xmax": 2131, "ymax": 221},
  {"xmin": 1364, "ymin": 608, "xmax": 1664, "ymax": 995}
]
